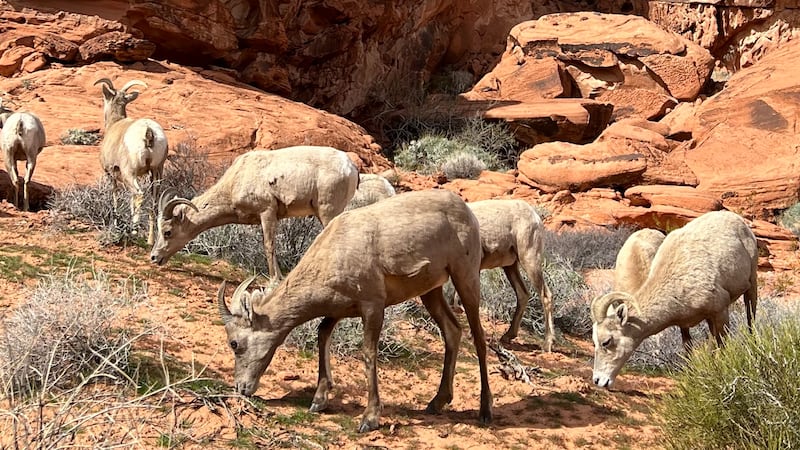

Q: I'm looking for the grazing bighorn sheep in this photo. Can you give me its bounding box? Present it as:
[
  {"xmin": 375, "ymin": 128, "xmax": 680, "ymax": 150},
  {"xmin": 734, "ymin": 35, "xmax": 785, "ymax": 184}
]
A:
[
  {"xmin": 592, "ymin": 210, "xmax": 758, "ymax": 388},
  {"xmin": 613, "ymin": 229, "xmax": 665, "ymax": 295},
  {"xmin": 217, "ymin": 189, "xmax": 493, "ymax": 432},
  {"xmin": 0, "ymin": 105, "xmax": 46, "ymax": 211},
  {"xmin": 449, "ymin": 199, "xmax": 554, "ymax": 351},
  {"xmin": 346, "ymin": 173, "xmax": 396, "ymax": 209},
  {"xmin": 94, "ymin": 78, "xmax": 168, "ymax": 245},
  {"xmin": 150, "ymin": 146, "xmax": 359, "ymax": 279}
]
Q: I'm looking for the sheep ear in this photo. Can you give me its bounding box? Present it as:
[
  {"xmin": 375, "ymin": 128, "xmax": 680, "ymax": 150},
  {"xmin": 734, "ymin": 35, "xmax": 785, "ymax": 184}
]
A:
[
  {"xmin": 615, "ymin": 303, "xmax": 629, "ymax": 326},
  {"xmin": 124, "ymin": 91, "xmax": 140, "ymax": 104},
  {"xmin": 240, "ymin": 292, "xmax": 254, "ymax": 323}
]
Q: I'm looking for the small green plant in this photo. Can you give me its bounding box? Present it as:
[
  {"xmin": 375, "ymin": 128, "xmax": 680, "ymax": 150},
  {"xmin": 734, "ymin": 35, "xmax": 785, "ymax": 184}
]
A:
[
  {"xmin": 21, "ymin": 79, "xmax": 33, "ymax": 90},
  {"xmin": 659, "ymin": 317, "xmax": 800, "ymax": 449},
  {"xmin": 544, "ymin": 226, "xmax": 635, "ymax": 271},
  {"xmin": 778, "ymin": 202, "xmax": 800, "ymax": 236},
  {"xmin": 60, "ymin": 128, "xmax": 101, "ymax": 145},
  {"xmin": 394, "ymin": 134, "xmax": 502, "ymax": 175}
]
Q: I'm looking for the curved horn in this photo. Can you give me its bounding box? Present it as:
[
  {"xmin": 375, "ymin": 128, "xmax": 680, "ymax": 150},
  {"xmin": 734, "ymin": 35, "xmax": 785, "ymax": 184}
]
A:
[
  {"xmin": 590, "ymin": 292, "xmax": 631, "ymax": 323},
  {"xmin": 232, "ymin": 275, "xmax": 257, "ymax": 303},
  {"xmin": 158, "ymin": 187, "xmax": 178, "ymax": 212},
  {"xmin": 120, "ymin": 79, "xmax": 147, "ymax": 93},
  {"xmin": 161, "ymin": 197, "xmax": 199, "ymax": 221},
  {"xmin": 218, "ymin": 281, "xmax": 234, "ymax": 324},
  {"xmin": 93, "ymin": 78, "xmax": 115, "ymax": 89}
]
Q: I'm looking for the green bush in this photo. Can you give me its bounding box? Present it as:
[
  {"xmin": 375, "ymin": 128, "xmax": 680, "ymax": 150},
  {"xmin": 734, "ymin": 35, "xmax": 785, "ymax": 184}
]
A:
[
  {"xmin": 659, "ymin": 316, "xmax": 800, "ymax": 449},
  {"xmin": 394, "ymin": 135, "xmax": 502, "ymax": 175},
  {"xmin": 778, "ymin": 202, "xmax": 800, "ymax": 236},
  {"xmin": 60, "ymin": 128, "xmax": 101, "ymax": 145},
  {"xmin": 441, "ymin": 151, "xmax": 486, "ymax": 180}
]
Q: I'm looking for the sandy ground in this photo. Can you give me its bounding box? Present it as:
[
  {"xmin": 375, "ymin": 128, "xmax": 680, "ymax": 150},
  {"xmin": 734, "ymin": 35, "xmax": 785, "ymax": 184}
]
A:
[{"xmin": 0, "ymin": 202, "xmax": 797, "ymax": 449}]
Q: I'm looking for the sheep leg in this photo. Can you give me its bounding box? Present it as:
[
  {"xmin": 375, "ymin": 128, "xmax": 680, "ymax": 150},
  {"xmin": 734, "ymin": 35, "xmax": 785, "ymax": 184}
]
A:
[
  {"xmin": 259, "ymin": 210, "xmax": 282, "ymax": 280},
  {"xmin": 310, "ymin": 317, "xmax": 340, "ymax": 413},
  {"xmin": 501, "ymin": 263, "xmax": 530, "ymax": 345},
  {"xmin": 710, "ymin": 309, "xmax": 731, "ymax": 347},
  {"xmin": 744, "ymin": 271, "xmax": 758, "ymax": 330},
  {"xmin": 315, "ymin": 203, "xmax": 340, "ymax": 228},
  {"xmin": 21, "ymin": 157, "xmax": 35, "ymax": 211},
  {"xmin": 147, "ymin": 168, "xmax": 162, "ymax": 246},
  {"xmin": 451, "ymin": 269, "xmax": 493, "ymax": 425},
  {"xmin": 680, "ymin": 327, "xmax": 692, "ymax": 353},
  {"xmin": 5, "ymin": 158, "xmax": 19, "ymax": 209},
  {"xmin": 129, "ymin": 177, "xmax": 145, "ymax": 237},
  {"xmin": 358, "ymin": 307, "xmax": 384, "ymax": 433},
  {"xmin": 421, "ymin": 286, "xmax": 462, "ymax": 414}
]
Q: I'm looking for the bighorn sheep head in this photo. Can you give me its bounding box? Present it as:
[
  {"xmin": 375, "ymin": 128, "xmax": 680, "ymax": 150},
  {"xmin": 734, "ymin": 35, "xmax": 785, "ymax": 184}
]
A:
[
  {"xmin": 591, "ymin": 291, "xmax": 641, "ymax": 388},
  {"xmin": 94, "ymin": 78, "xmax": 148, "ymax": 128},
  {"xmin": 217, "ymin": 276, "xmax": 283, "ymax": 396},
  {"xmin": 149, "ymin": 188, "xmax": 199, "ymax": 265}
]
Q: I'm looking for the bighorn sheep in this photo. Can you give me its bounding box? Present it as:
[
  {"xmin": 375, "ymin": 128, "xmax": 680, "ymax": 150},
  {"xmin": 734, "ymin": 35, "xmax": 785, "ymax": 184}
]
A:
[
  {"xmin": 346, "ymin": 173, "xmax": 396, "ymax": 209},
  {"xmin": 217, "ymin": 189, "xmax": 493, "ymax": 432},
  {"xmin": 150, "ymin": 146, "xmax": 359, "ymax": 279},
  {"xmin": 592, "ymin": 210, "xmax": 758, "ymax": 388},
  {"xmin": 449, "ymin": 199, "xmax": 554, "ymax": 351},
  {"xmin": 0, "ymin": 104, "xmax": 45, "ymax": 211},
  {"xmin": 94, "ymin": 78, "xmax": 168, "ymax": 245},
  {"xmin": 613, "ymin": 229, "xmax": 665, "ymax": 295}
]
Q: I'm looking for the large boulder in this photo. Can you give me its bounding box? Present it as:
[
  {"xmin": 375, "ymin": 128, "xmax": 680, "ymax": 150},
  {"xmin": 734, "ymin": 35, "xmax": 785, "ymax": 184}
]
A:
[
  {"xmin": 467, "ymin": 13, "xmax": 714, "ymax": 120},
  {"xmin": 681, "ymin": 39, "xmax": 800, "ymax": 219}
]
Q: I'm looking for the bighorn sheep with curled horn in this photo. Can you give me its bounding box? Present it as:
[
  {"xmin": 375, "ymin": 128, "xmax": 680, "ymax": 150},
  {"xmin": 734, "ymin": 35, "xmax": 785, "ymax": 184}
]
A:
[
  {"xmin": 150, "ymin": 146, "xmax": 359, "ymax": 279},
  {"xmin": 217, "ymin": 189, "xmax": 493, "ymax": 432},
  {"xmin": 448, "ymin": 199, "xmax": 554, "ymax": 351},
  {"xmin": 94, "ymin": 78, "xmax": 168, "ymax": 245},
  {"xmin": 592, "ymin": 210, "xmax": 758, "ymax": 388},
  {"xmin": 0, "ymin": 99, "xmax": 46, "ymax": 211}
]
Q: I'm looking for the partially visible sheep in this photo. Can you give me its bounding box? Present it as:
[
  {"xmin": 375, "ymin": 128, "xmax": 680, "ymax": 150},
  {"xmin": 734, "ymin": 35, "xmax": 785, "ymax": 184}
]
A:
[
  {"xmin": 591, "ymin": 210, "xmax": 758, "ymax": 388},
  {"xmin": 613, "ymin": 229, "xmax": 665, "ymax": 295},
  {"xmin": 94, "ymin": 78, "xmax": 168, "ymax": 245},
  {"xmin": 346, "ymin": 173, "xmax": 396, "ymax": 210},
  {"xmin": 450, "ymin": 199, "xmax": 554, "ymax": 351},
  {"xmin": 0, "ymin": 108, "xmax": 46, "ymax": 211},
  {"xmin": 150, "ymin": 146, "xmax": 359, "ymax": 279}
]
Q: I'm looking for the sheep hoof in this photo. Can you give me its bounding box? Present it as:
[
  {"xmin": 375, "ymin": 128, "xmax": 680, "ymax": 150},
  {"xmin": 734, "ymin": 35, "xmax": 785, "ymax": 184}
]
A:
[
  {"xmin": 309, "ymin": 400, "xmax": 327, "ymax": 413},
  {"xmin": 358, "ymin": 416, "xmax": 380, "ymax": 433}
]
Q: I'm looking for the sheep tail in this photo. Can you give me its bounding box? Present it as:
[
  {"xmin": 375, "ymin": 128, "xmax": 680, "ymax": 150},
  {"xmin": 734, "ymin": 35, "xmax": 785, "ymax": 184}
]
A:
[
  {"xmin": 15, "ymin": 117, "xmax": 23, "ymax": 136},
  {"xmin": 144, "ymin": 127, "xmax": 155, "ymax": 150}
]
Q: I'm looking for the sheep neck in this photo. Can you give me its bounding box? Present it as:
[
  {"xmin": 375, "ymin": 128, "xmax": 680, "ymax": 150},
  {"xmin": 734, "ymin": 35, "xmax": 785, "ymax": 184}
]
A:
[
  {"xmin": 253, "ymin": 280, "xmax": 331, "ymax": 335},
  {"xmin": 103, "ymin": 104, "xmax": 128, "ymax": 131},
  {"xmin": 183, "ymin": 192, "xmax": 240, "ymax": 234},
  {"xmin": 629, "ymin": 285, "xmax": 681, "ymax": 336}
]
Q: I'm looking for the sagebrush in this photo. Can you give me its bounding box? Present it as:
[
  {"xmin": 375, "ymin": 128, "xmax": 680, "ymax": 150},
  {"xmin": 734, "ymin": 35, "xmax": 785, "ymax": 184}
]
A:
[{"xmin": 659, "ymin": 314, "xmax": 800, "ymax": 449}]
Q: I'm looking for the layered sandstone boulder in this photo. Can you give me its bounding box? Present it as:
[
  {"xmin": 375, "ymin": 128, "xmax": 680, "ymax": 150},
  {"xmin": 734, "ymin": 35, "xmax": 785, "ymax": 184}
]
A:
[{"xmin": 466, "ymin": 13, "xmax": 714, "ymax": 120}]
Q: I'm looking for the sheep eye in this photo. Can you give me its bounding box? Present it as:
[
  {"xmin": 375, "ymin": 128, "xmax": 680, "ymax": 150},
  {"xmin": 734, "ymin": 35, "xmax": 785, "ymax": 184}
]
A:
[
  {"xmin": 230, "ymin": 340, "xmax": 238, "ymax": 350},
  {"xmin": 601, "ymin": 337, "xmax": 612, "ymax": 348},
  {"xmin": 164, "ymin": 230, "xmax": 171, "ymax": 238}
]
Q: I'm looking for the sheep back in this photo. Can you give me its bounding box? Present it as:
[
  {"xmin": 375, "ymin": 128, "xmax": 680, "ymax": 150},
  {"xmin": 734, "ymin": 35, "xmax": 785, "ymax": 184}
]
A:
[
  {"xmin": 614, "ymin": 229, "xmax": 665, "ymax": 295},
  {"xmin": 467, "ymin": 199, "xmax": 543, "ymax": 269},
  {"xmin": 289, "ymin": 189, "xmax": 481, "ymax": 305},
  {"xmin": 222, "ymin": 146, "xmax": 358, "ymax": 217},
  {"xmin": 639, "ymin": 210, "xmax": 757, "ymax": 326},
  {"xmin": 101, "ymin": 118, "xmax": 167, "ymax": 176}
]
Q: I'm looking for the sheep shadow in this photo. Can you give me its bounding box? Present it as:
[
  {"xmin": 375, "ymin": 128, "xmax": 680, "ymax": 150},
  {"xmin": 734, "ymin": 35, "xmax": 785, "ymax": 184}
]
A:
[{"xmin": 0, "ymin": 170, "xmax": 54, "ymax": 211}]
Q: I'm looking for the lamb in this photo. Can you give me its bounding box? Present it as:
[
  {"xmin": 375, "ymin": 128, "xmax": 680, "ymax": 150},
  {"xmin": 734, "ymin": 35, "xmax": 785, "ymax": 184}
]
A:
[
  {"xmin": 591, "ymin": 210, "xmax": 758, "ymax": 388},
  {"xmin": 217, "ymin": 189, "xmax": 493, "ymax": 432},
  {"xmin": 346, "ymin": 173, "xmax": 396, "ymax": 209},
  {"xmin": 0, "ymin": 106, "xmax": 46, "ymax": 211},
  {"xmin": 94, "ymin": 78, "xmax": 168, "ymax": 245},
  {"xmin": 449, "ymin": 199, "xmax": 554, "ymax": 351},
  {"xmin": 150, "ymin": 146, "xmax": 359, "ymax": 279}
]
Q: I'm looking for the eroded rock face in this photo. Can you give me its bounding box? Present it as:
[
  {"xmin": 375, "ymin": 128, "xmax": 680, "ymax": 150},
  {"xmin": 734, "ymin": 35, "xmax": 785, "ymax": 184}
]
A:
[{"xmin": 467, "ymin": 13, "xmax": 714, "ymax": 121}]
